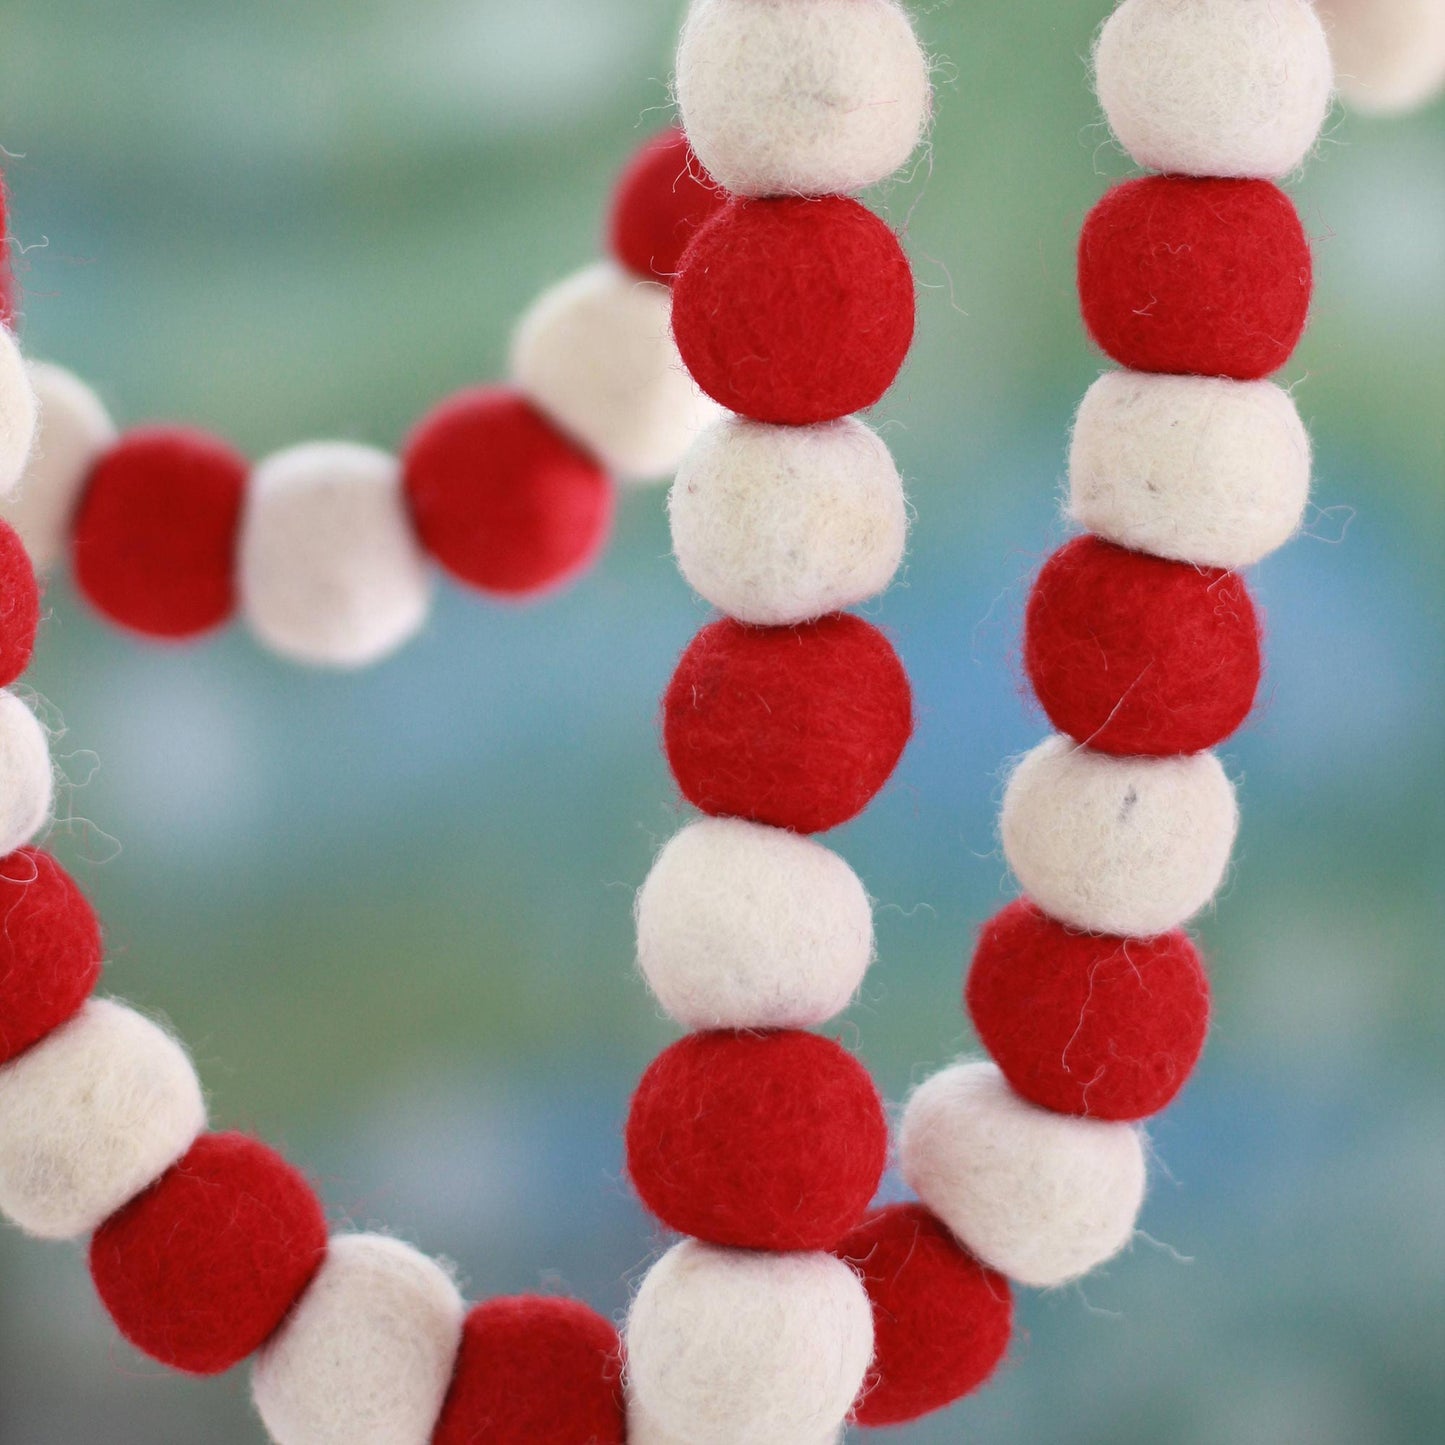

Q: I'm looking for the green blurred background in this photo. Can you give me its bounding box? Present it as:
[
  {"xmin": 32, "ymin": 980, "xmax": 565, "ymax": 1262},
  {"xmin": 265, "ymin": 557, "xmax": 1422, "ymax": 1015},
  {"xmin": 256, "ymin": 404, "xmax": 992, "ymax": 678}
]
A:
[{"xmin": 0, "ymin": 2, "xmax": 1441, "ymax": 1441}]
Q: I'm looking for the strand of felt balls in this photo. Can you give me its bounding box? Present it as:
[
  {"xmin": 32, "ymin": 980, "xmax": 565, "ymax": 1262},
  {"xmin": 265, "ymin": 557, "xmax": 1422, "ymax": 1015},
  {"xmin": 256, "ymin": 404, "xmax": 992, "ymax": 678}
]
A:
[{"xmin": 0, "ymin": 127, "xmax": 724, "ymax": 667}]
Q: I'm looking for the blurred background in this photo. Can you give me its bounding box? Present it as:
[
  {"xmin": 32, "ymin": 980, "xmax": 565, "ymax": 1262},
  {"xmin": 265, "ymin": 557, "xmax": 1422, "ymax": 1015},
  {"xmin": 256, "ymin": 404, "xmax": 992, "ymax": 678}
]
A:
[{"xmin": 0, "ymin": 1, "xmax": 1440, "ymax": 1441}]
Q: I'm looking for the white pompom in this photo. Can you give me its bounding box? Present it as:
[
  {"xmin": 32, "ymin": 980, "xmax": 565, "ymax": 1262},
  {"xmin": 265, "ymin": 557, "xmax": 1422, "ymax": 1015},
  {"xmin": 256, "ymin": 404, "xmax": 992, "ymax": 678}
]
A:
[
  {"xmin": 669, "ymin": 416, "xmax": 908, "ymax": 626},
  {"xmin": 0, "ymin": 362, "xmax": 115, "ymax": 570},
  {"xmin": 0, "ymin": 331, "xmax": 40, "ymax": 499},
  {"xmin": 252, "ymin": 1233, "xmax": 464, "ymax": 1445},
  {"xmin": 0, "ymin": 1000, "xmax": 206, "ymax": 1240},
  {"xmin": 0, "ymin": 690, "xmax": 53, "ymax": 856},
  {"xmin": 511, "ymin": 262, "xmax": 719, "ymax": 482},
  {"xmin": 1069, "ymin": 371, "xmax": 1312, "ymax": 570},
  {"xmin": 1000, "ymin": 735, "xmax": 1238, "ymax": 938},
  {"xmin": 239, "ymin": 442, "xmax": 431, "ymax": 668},
  {"xmin": 676, "ymin": 0, "xmax": 931, "ymax": 196},
  {"xmin": 1094, "ymin": 0, "xmax": 1334, "ymax": 178},
  {"xmin": 625, "ymin": 1240, "xmax": 873, "ymax": 1445},
  {"xmin": 636, "ymin": 818, "xmax": 874, "ymax": 1029},
  {"xmin": 900, "ymin": 1061, "xmax": 1147, "ymax": 1289},
  {"xmin": 1317, "ymin": 0, "xmax": 1445, "ymax": 113}
]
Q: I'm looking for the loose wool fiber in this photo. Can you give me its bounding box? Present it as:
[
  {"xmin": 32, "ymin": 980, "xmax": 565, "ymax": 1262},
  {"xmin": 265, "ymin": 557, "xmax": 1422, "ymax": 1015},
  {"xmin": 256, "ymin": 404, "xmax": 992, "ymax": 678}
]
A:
[
  {"xmin": 511, "ymin": 261, "xmax": 720, "ymax": 482},
  {"xmin": 1000, "ymin": 734, "xmax": 1238, "ymax": 937},
  {"xmin": 0, "ymin": 690, "xmax": 53, "ymax": 858},
  {"xmin": 0, "ymin": 520, "xmax": 40, "ymax": 687},
  {"xmin": 252, "ymin": 1233, "xmax": 464, "ymax": 1445},
  {"xmin": 1094, "ymin": 0, "xmax": 1333, "ymax": 179},
  {"xmin": 0, "ymin": 362, "xmax": 116, "ymax": 571},
  {"xmin": 626, "ymin": 1240, "xmax": 874, "ymax": 1445},
  {"xmin": 609, "ymin": 127, "xmax": 725, "ymax": 283},
  {"xmin": 0, "ymin": 999, "xmax": 205, "ymax": 1240},
  {"xmin": 675, "ymin": 0, "xmax": 931, "ymax": 197},
  {"xmin": 1318, "ymin": 0, "xmax": 1445, "ymax": 114},
  {"xmin": 635, "ymin": 817, "xmax": 874, "ymax": 1030},
  {"xmin": 240, "ymin": 441, "xmax": 431, "ymax": 668},
  {"xmin": 1069, "ymin": 371, "xmax": 1312, "ymax": 570},
  {"xmin": 670, "ymin": 415, "xmax": 908, "ymax": 626},
  {"xmin": 900, "ymin": 1062, "xmax": 1147, "ymax": 1289},
  {"xmin": 0, "ymin": 328, "xmax": 38, "ymax": 497}
]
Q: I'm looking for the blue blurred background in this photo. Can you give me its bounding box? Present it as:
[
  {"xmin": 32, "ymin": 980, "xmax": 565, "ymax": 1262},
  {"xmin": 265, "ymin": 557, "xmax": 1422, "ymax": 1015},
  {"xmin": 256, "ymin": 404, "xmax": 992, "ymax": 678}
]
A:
[{"xmin": 0, "ymin": 2, "xmax": 1440, "ymax": 1442}]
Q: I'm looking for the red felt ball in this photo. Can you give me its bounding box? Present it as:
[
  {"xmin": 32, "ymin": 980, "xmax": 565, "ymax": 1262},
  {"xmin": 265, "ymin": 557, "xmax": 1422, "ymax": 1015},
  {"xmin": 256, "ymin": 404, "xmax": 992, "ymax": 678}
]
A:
[
  {"xmin": 1078, "ymin": 176, "xmax": 1312, "ymax": 381},
  {"xmin": 71, "ymin": 427, "xmax": 248, "ymax": 639},
  {"xmin": 608, "ymin": 127, "xmax": 725, "ymax": 284},
  {"xmin": 626, "ymin": 1029, "xmax": 888, "ymax": 1252},
  {"xmin": 838, "ymin": 1203, "xmax": 1012, "ymax": 1427},
  {"xmin": 671, "ymin": 195, "xmax": 915, "ymax": 424},
  {"xmin": 0, "ymin": 520, "xmax": 40, "ymax": 686},
  {"xmin": 433, "ymin": 1296, "xmax": 625, "ymax": 1445},
  {"xmin": 403, "ymin": 387, "xmax": 614, "ymax": 598},
  {"xmin": 1024, "ymin": 534, "xmax": 1262, "ymax": 756},
  {"xmin": 89, "ymin": 1132, "xmax": 327, "ymax": 1376},
  {"xmin": 0, "ymin": 848, "xmax": 103, "ymax": 1067},
  {"xmin": 663, "ymin": 613, "xmax": 912, "ymax": 834},
  {"xmin": 967, "ymin": 898, "xmax": 1210, "ymax": 1121}
]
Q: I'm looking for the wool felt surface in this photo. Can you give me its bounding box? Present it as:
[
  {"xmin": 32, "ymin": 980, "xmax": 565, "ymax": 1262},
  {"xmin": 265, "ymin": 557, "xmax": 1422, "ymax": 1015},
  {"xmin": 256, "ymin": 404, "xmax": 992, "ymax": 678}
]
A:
[
  {"xmin": 671, "ymin": 196, "xmax": 915, "ymax": 425},
  {"xmin": 0, "ymin": 328, "xmax": 38, "ymax": 498},
  {"xmin": 967, "ymin": 898, "xmax": 1210, "ymax": 1121},
  {"xmin": 626, "ymin": 1028, "xmax": 888, "ymax": 1252},
  {"xmin": 432, "ymin": 1296, "xmax": 625, "ymax": 1445},
  {"xmin": 1319, "ymin": 0, "xmax": 1445, "ymax": 114},
  {"xmin": 1078, "ymin": 176, "xmax": 1312, "ymax": 382},
  {"xmin": 403, "ymin": 387, "xmax": 613, "ymax": 598},
  {"xmin": 1024, "ymin": 534, "xmax": 1262, "ymax": 756},
  {"xmin": 89, "ymin": 1131, "xmax": 328, "ymax": 1376},
  {"xmin": 0, "ymin": 690, "xmax": 55, "ymax": 860},
  {"xmin": 0, "ymin": 520, "xmax": 38, "ymax": 686},
  {"xmin": 663, "ymin": 612, "xmax": 913, "ymax": 834},
  {"xmin": 609, "ymin": 127, "xmax": 725, "ymax": 284},
  {"xmin": 71, "ymin": 426, "xmax": 249, "ymax": 639},
  {"xmin": 0, "ymin": 848, "xmax": 103, "ymax": 1068}
]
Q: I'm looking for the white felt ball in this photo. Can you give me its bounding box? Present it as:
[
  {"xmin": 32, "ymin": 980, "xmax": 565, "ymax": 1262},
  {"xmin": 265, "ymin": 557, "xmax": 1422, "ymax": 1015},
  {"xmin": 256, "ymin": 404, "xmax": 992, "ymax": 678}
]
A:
[
  {"xmin": 0, "ymin": 362, "xmax": 115, "ymax": 569},
  {"xmin": 1000, "ymin": 735, "xmax": 1238, "ymax": 938},
  {"xmin": 252, "ymin": 1233, "xmax": 464, "ymax": 1445},
  {"xmin": 0, "ymin": 690, "xmax": 53, "ymax": 856},
  {"xmin": 239, "ymin": 441, "xmax": 431, "ymax": 668},
  {"xmin": 511, "ymin": 262, "xmax": 720, "ymax": 482},
  {"xmin": 676, "ymin": 0, "xmax": 932, "ymax": 197},
  {"xmin": 1317, "ymin": 0, "xmax": 1445, "ymax": 114},
  {"xmin": 626, "ymin": 1239, "xmax": 873, "ymax": 1445},
  {"xmin": 635, "ymin": 817, "xmax": 874, "ymax": 1029},
  {"xmin": 1094, "ymin": 0, "xmax": 1334, "ymax": 178},
  {"xmin": 900, "ymin": 1061, "xmax": 1147, "ymax": 1289},
  {"xmin": 0, "ymin": 1000, "xmax": 206, "ymax": 1240},
  {"xmin": 1069, "ymin": 371, "xmax": 1312, "ymax": 570},
  {"xmin": 0, "ymin": 330, "xmax": 40, "ymax": 498},
  {"xmin": 669, "ymin": 416, "xmax": 908, "ymax": 625}
]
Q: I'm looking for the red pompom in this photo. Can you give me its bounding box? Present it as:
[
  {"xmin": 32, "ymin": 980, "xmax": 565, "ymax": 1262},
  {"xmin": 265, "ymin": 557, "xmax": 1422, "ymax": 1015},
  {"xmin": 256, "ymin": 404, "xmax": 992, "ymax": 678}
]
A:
[
  {"xmin": 1078, "ymin": 177, "xmax": 1312, "ymax": 380},
  {"xmin": 663, "ymin": 614, "xmax": 912, "ymax": 834},
  {"xmin": 839, "ymin": 1203, "xmax": 1013, "ymax": 1427},
  {"xmin": 608, "ymin": 128, "xmax": 725, "ymax": 284},
  {"xmin": 403, "ymin": 387, "xmax": 614, "ymax": 598},
  {"xmin": 0, "ymin": 849, "xmax": 103, "ymax": 1067},
  {"xmin": 967, "ymin": 898, "xmax": 1210, "ymax": 1121},
  {"xmin": 1024, "ymin": 535, "xmax": 1262, "ymax": 756},
  {"xmin": 671, "ymin": 196, "xmax": 915, "ymax": 424},
  {"xmin": 626, "ymin": 1030, "xmax": 888, "ymax": 1252},
  {"xmin": 89, "ymin": 1132, "xmax": 328, "ymax": 1376},
  {"xmin": 433, "ymin": 1296, "xmax": 625, "ymax": 1445},
  {"xmin": 0, "ymin": 520, "xmax": 40, "ymax": 686},
  {"xmin": 71, "ymin": 427, "xmax": 248, "ymax": 639}
]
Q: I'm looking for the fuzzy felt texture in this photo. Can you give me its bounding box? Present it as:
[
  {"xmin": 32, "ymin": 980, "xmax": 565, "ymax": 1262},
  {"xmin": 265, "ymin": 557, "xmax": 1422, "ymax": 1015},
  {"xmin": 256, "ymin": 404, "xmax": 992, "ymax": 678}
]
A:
[
  {"xmin": 90, "ymin": 1131, "xmax": 327, "ymax": 1376},
  {"xmin": 609, "ymin": 127, "xmax": 725, "ymax": 283},
  {"xmin": 0, "ymin": 520, "xmax": 38, "ymax": 686},
  {"xmin": 967, "ymin": 898, "xmax": 1210, "ymax": 1121},
  {"xmin": 403, "ymin": 387, "xmax": 614, "ymax": 598},
  {"xmin": 626, "ymin": 1029, "xmax": 887, "ymax": 1252},
  {"xmin": 0, "ymin": 690, "xmax": 53, "ymax": 858},
  {"xmin": 1077, "ymin": 177, "xmax": 1312, "ymax": 382},
  {"xmin": 0, "ymin": 328, "xmax": 38, "ymax": 498},
  {"xmin": 663, "ymin": 613, "xmax": 912, "ymax": 834},
  {"xmin": 433, "ymin": 1296, "xmax": 625, "ymax": 1445},
  {"xmin": 1094, "ymin": 0, "xmax": 1332, "ymax": 178},
  {"xmin": 838, "ymin": 1202, "xmax": 1013, "ymax": 1427},
  {"xmin": 1024, "ymin": 534, "xmax": 1262, "ymax": 756},
  {"xmin": 1319, "ymin": 0, "xmax": 1445, "ymax": 114},
  {"xmin": 71, "ymin": 426, "xmax": 248, "ymax": 639},
  {"xmin": 0, "ymin": 848, "xmax": 102, "ymax": 1068},
  {"xmin": 671, "ymin": 196, "xmax": 915, "ymax": 425}
]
